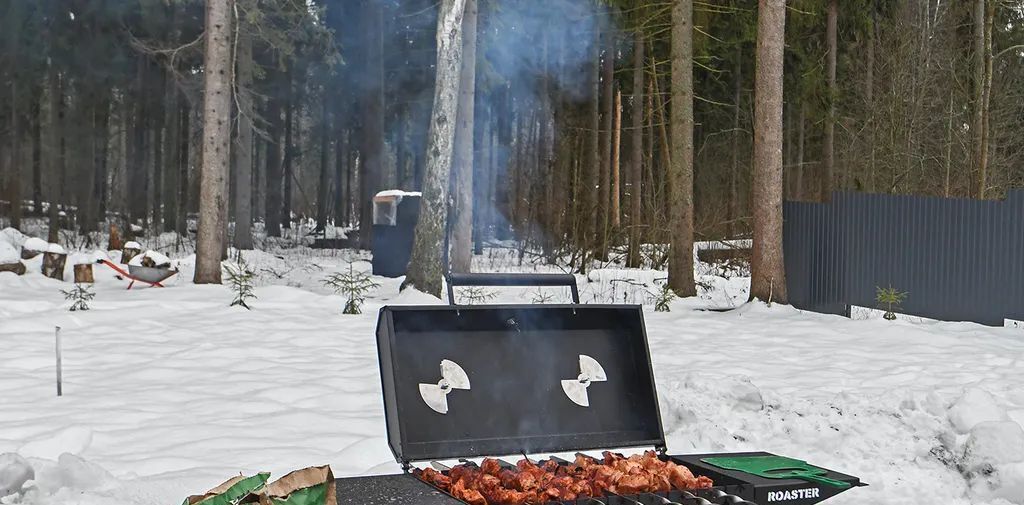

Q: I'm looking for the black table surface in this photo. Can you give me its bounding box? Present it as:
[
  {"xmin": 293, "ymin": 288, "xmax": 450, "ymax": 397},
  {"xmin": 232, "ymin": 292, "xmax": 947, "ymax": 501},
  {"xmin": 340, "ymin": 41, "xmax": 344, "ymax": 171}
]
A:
[{"xmin": 335, "ymin": 473, "xmax": 462, "ymax": 505}]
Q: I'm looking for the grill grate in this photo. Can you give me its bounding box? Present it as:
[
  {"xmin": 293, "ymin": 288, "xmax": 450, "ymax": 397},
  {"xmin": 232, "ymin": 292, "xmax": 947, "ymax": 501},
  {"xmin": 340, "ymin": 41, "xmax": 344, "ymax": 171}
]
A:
[{"xmin": 412, "ymin": 452, "xmax": 755, "ymax": 505}]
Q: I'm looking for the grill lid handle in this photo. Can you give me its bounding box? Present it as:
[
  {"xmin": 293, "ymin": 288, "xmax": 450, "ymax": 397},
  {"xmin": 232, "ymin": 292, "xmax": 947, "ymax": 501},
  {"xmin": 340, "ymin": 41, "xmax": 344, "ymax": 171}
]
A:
[{"xmin": 445, "ymin": 273, "xmax": 581, "ymax": 305}]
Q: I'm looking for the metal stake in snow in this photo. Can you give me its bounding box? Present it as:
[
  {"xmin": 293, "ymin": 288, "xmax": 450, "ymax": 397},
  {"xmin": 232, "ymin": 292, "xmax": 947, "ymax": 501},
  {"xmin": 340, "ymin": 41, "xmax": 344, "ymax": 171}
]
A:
[{"xmin": 55, "ymin": 326, "xmax": 63, "ymax": 396}]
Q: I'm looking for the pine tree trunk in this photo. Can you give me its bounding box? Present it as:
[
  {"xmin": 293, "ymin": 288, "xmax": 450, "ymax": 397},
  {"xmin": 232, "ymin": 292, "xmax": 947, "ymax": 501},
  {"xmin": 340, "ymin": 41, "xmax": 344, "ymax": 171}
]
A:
[
  {"xmin": 176, "ymin": 102, "xmax": 190, "ymax": 235},
  {"xmin": 796, "ymin": 101, "xmax": 805, "ymax": 199},
  {"xmin": 403, "ymin": 0, "xmax": 467, "ymax": 298},
  {"xmin": 729, "ymin": 44, "xmax": 741, "ymax": 235},
  {"xmin": 193, "ymin": 0, "xmax": 234, "ymax": 284},
  {"xmin": 944, "ymin": 91, "xmax": 953, "ymax": 198},
  {"xmin": 129, "ymin": 58, "xmax": 148, "ymax": 228},
  {"xmin": 31, "ymin": 92, "xmax": 42, "ymax": 215},
  {"xmin": 163, "ymin": 86, "xmax": 179, "ymax": 233},
  {"xmin": 5, "ymin": 0, "xmax": 22, "ymax": 229},
  {"xmin": 79, "ymin": 99, "xmax": 98, "ymax": 235},
  {"xmin": 611, "ymin": 89, "xmax": 622, "ymax": 229},
  {"xmin": 317, "ymin": 91, "xmax": 331, "ymax": 233},
  {"xmin": 46, "ymin": 62, "xmax": 62, "ymax": 244},
  {"xmin": 866, "ymin": 2, "xmax": 876, "ymax": 193},
  {"xmin": 451, "ymin": 0, "xmax": 477, "ymax": 273},
  {"xmin": 7, "ymin": 80, "xmax": 20, "ymax": 230},
  {"xmin": 626, "ymin": 30, "xmax": 644, "ymax": 268},
  {"xmin": 474, "ymin": 101, "xmax": 490, "ymax": 256},
  {"xmin": 598, "ymin": 29, "xmax": 615, "ymax": 259},
  {"xmin": 358, "ymin": 0, "xmax": 385, "ymax": 250},
  {"xmin": 151, "ymin": 69, "xmax": 166, "ymax": 232},
  {"xmin": 822, "ymin": 0, "xmax": 837, "ymax": 199},
  {"xmin": 264, "ymin": 96, "xmax": 284, "ymax": 237},
  {"xmin": 749, "ymin": 0, "xmax": 787, "ymax": 304},
  {"xmin": 282, "ymin": 70, "xmax": 295, "ymax": 229},
  {"xmin": 580, "ymin": 27, "xmax": 601, "ymax": 271},
  {"xmin": 335, "ymin": 127, "xmax": 347, "ymax": 227},
  {"xmin": 972, "ymin": 0, "xmax": 985, "ymax": 197},
  {"xmin": 233, "ymin": 24, "xmax": 255, "ymax": 249},
  {"xmin": 978, "ymin": 0, "xmax": 994, "ymax": 199},
  {"xmin": 540, "ymin": 38, "xmax": 557, "ymax": 264},
  {"xmin": 668, "ymin": 0, "xmax": 696, "ymax": 297}
]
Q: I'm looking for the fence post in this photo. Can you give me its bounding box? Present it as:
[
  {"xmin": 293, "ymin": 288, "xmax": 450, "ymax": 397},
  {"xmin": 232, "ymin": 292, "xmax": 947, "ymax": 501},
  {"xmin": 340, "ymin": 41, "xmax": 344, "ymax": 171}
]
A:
[{"xmin": 55, "ymin": 326, "xmax": 62, "ymax": 397}]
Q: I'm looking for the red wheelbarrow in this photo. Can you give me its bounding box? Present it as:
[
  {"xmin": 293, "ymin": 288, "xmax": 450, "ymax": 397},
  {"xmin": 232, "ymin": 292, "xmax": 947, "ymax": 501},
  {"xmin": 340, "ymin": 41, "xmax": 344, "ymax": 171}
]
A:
[{"xmin": 96, "ymin": 259, "xmax": 178, "ymax": 289}]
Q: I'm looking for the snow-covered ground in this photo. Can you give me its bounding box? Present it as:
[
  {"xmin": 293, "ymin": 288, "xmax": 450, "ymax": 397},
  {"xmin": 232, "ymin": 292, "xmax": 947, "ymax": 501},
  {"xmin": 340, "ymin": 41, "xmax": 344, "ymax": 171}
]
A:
[{"xmin": 1, "ymin": 231, "xmax": 1024, "ymax": 504}]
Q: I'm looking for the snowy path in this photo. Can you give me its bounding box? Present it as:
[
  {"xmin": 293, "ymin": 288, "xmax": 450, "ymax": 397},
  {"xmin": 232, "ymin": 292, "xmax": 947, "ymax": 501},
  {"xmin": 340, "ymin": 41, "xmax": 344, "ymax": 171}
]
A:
[{"xmin": 2, "ymin": 249, "xmax": 1024, "ymax": 504}]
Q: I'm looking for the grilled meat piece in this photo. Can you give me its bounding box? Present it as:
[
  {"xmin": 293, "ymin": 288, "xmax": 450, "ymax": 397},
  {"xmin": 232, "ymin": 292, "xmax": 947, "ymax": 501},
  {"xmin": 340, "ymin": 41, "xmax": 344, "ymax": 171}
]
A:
[
  {"xmin": 414, "ymin": 467, "xmax": 452, "ymax": 489},
  {"xmin": 481, "ymin": 458, "xmax": 503, "ymax": 476},
  {"xmin": 415, "ymin": 451, "xmax": 712, "ymax": 505}
]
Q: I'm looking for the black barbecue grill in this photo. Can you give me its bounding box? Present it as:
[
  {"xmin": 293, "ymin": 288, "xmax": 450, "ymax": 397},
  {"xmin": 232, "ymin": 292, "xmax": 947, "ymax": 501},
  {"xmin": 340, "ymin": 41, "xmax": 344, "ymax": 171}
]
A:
[{"xmin": 335, "ymin": 273, "xmax": 863, "ymax": 505}]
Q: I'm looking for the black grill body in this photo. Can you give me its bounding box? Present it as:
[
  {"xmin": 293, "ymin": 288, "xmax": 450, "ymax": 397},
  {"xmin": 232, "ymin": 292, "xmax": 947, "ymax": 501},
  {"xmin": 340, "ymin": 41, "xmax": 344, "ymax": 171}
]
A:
[{"xmin": 336, "ymin": 274, "xmax": 863, "ymax": 505}]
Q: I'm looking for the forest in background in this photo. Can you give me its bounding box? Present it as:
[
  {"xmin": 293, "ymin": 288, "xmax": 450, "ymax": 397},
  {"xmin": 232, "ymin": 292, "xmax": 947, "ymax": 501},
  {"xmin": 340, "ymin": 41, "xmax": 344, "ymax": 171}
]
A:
[{"xmin": 0, "ymin": 0, "xmax": 1023, "ymax": 289}]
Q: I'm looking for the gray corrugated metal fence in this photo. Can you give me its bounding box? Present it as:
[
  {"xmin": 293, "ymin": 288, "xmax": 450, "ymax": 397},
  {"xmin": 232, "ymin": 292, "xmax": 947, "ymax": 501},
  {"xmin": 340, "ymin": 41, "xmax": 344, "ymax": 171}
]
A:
[{"xmin": 783, "ymin": 190, "xmax": 1024, "ymax": 326}]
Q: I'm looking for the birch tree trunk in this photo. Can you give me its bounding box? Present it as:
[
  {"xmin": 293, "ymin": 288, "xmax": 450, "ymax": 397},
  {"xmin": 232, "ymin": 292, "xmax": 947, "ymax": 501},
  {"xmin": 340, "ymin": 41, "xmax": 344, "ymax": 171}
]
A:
[
  {"xmin": 749, "ymin": 0, "xmax": 787, "ymax": 304},
  {"xmin": 451, "ymin": 0, "xmax": 477, "ymax": 273},
  {"xmin": 402, "ymin": 0, "xmax": 467, "ymax": 298},
  {"xmin": 193, "ymin": 0, "xmax": 234, "ymax": 284},
  {"xmin": 668, "ymin": 0, "xmax": 696, "ymax": 297},
  {"xmin": 233, "ymin": 23, "xmax": 254, "ymax": 250}
]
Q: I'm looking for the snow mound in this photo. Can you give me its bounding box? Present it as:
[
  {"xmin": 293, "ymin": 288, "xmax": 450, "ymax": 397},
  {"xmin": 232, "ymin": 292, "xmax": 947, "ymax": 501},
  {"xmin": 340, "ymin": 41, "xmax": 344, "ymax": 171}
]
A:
[
  {"xmin": 0, "ymin": 241, "xmax": 18, "ymax": 264},
  {"xmin": 33, "ymin": 453, "xmax": 115, "ymax": 495},
  {"xmin": 124, "ymin": 241, "xmax": 142, "ymax": 250},
  {"xmin": 47, "ymin": 243, "xmax": 66, "ymax": 254},
  {"xmin": 18, "ymin": 426, "xmax": 93, "ymax": 460},
  {"xmin": 949, "ymin": 389, "xmax": 1010, "ymax": 434},
  {"xmin": 964, "ymin": 421, "xmax": 1024, "ymax": 470},
  {"xmin": 0, "ymin": 228, "xmax": 27, "ymax": 248},
  {"xmin": 0, "ymin": 453, "xmax": 34, "ymax": 498},
  {"xmin": 968, "ymin": 460, "xmax": 1024, "ymax": 504},
  {"xmin": 91, "ymin": 250, "xmax": 109, "ymax": 262},
  {"xmin": 128, "ymin": 250, "xmax": 172, "ymax": 268},
  {"xmin": 22, "ymin": 237, "xmax": 47, "ymax": 252}
]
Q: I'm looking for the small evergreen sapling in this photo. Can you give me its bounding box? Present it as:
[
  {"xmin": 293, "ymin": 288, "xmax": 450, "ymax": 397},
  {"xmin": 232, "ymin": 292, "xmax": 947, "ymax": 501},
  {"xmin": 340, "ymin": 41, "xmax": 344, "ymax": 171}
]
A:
[
  {"xmin": 653, "ymin": 281, "xmax": 675, "ymax": 312},
  {"xmin": 530, "ymin": 287, "xmax": 555, "ymax": 304},
  {"xmin": 62, "ymin": 284, "xmax": 95, "ymax": 311},
  {"xmin": 323, "ymin": 263, "xmax": 380, "ymax": 314},
  {"xmin": 875, "ymin": 285, "xmax": 908, "ymax": 320},
  {"xmin": 226, "ymin": 254, "xmax": 257, "ymax": 310},
  {"xmin": 457, "ymin": 286, "xmax": 497, "ymax": 305}
]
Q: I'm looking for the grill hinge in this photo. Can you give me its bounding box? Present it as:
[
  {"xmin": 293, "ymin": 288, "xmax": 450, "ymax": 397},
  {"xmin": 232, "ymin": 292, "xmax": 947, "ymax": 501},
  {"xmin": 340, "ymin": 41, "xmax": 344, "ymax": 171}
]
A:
[
  {"xmin": 655, "ymin": 445, "xmax": 668, "ymax": 456},
  {"xmin": 401, "ymin": 461, "xmax": 412, "ymax": 473}
]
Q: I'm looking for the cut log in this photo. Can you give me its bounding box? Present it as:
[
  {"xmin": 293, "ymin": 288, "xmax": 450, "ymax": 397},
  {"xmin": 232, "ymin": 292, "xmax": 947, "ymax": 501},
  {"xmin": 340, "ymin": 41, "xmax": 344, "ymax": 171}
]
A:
[
  {"xmin": 21, "ymin": 237, "xmax": 47, "ymax": 260},
  {"xmin": 108, "ymin": 223, "xmax": 124, "ymax": 252},
  {"xmin": 122, "ymin": 246, "xmax": 141, "ymax": 264},
  {"xmin": 74, "ymin": 263, "xmax": 95, "ymax": 283},
  {"xmin": 0, "ymin": 262, "xmax": 27, "ymax": 276},
  {"xmin": 42, "ymin": 252, "xmax": 67, "ymax": 280}
]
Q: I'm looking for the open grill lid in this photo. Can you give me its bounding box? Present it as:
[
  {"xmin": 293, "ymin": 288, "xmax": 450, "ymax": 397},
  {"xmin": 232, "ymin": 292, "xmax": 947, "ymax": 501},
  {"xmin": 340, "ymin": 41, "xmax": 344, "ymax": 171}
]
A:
[{"xmin": 375, "ymin": 274, "xmax": 666, "ymax": 466}]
